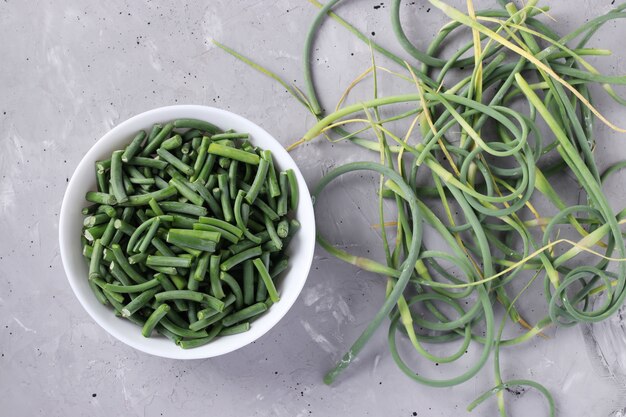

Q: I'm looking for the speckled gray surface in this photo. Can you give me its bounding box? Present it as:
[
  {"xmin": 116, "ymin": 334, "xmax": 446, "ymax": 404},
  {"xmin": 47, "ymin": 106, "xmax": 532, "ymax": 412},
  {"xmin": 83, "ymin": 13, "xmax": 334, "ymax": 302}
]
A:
[{"xmin": 2, "ymin": 1, "xmax": 626, "ymax": 416}]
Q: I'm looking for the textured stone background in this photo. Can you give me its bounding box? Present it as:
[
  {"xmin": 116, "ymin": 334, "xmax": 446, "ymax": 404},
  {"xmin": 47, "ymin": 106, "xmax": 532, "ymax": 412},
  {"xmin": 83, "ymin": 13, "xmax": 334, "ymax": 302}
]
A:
[{"xmin": 1, "ymin": 1, "xmax": 626, "ymax": 416}]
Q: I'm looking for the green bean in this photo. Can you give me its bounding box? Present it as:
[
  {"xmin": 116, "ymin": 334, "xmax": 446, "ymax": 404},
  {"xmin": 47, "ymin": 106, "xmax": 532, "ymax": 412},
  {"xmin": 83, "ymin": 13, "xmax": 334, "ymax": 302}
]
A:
[
  {"xmin": 88, "ymin": 239, "xmax": 104, "ymax": 281},
  {"xmin": 190, "ymin": 307, "xmax": 233, "ymax": 331},
  {"xmin": 85, "ymin": 191, "xmax": 116, "ymax": 205},
  {"xmin": 285, "ymin": 169, "xmax": 299, "ymax": 212},
  {"xmin": 83, "ymin": 213, "xmax": 111, "ymax": 228},
  {"xmin": 141, "ymin": 122, "xmax": 174, "ymax": 156},
  {"xmin": 129, "ymin": 177, "xmax": 155, "ymax": 186},
  {"xmin": 154, "ymin": 273, "xmax": 187, "ymax": 311},
  {"xmin": 127, "ymin": 217, "xmax": 158, "ymax": 254},
  {"xmin": 166, "ymin": 229, "xmax": 219, "ymax": 252},
  {"xmin": 84, "ymin": 224, "xmax": 107, "ymax": 242},
  {"xmin": 228, "ymin": 159, "xmax": 239, "ymax": 197},
  {"xmin": 228, "ymin": 231, "xmax": 270, "ymax": 255},
  {"xmin": 187, "ymin": 272, "xmax": 199, "ymax": 291},
  {"xmin": 141, "ymin": 304, "xmax": 170, "ymax": 337},
  {"xmin": 104, "ymin": 278, "xmax": 160, "ymax": 293},
  {"xmin": 222, "ymin": 302, "xmax": 267, "ymax": 327},
  {"xmin": 121, "ymin": 288, "xmax": 159, "ymax": 317},
  {"xmin": 128, "ymin": 156, "xmax": 168, "ymax": 170},
  {"xmin": 119, "ymin": 185, "xmax": 177, "ymax": 207},
  {"xmin": 110, "ymin": 243, "xmax": 147, "ymax": 283},
  {"xmin": 173, "ymin": 118, "xmax": 220, "ymax": 133},
  {"xmin": 255, "ymin": 203, "xmax": 279, "ymax": 225},
  {"xmin": 178, "ymin": 323, "xmax": 223, "ymax": 348},
  {"xmin": 207, "ymin": 142, "xmax": 260, "ymax": 165},
  {"xmin": 197, "ymin": 217, "xmax": 242, "ymax": 238},
  {"xmin": 217, "ymin": 173, "xmax": 233, "ymax": 222},
  {"xmin": 276, "ymin": 219, "xmax": 289, "ymax": 239},
  {"xmin": 252, "ymin": 258, "xmax": 279, "ymax": 303},
  {"xmin": 196, "ymin": 294, "xmax": 236, "ymax": 322},
  {"xmin": 155, "ymin": 290, "xmax": 204, "ymax": 303},
  {"xmin": 207, "ymin": 254, "xmax": 225, "ymax": 299},
  {"xmin": 82, "ymin": 204, "xmax": 99, "ymax": 215},
  {"xmin": 170, "ymin": 214, "xmax": 196, "ymax": 229},
  {"xmin": 164, "ymin": 275, "xmax": 185, "ymax": 292},
  {"xmin": 88, "ymin": 280, "xmax": 108, "ymax": 305},
  {"xmin": 195, "ymin": 153, "xmax": 216, "ymax": 185},
  {"xmin": 99, "ymin": 218, "xmax": 117, "ymax": 247},
  {"xmin": 234, "ymin": 190, "xmax": 261, "ymax": 243},
  {"xmin": 264, "ymin": 214, "xmax": 282, "ymax": 251},
  {"xmin": 156, "ymin": 148, "xmax": 194, "ymax": 176},
  {"xmin": 201, "ymin": 293, "xmax": 225, "ymax": 312},
  {"xmin": 220, "ymin": 246, "xmax": 262, "ymax": 272},
  {"xmin": 261, "ymin": 151, "xmax": 280, "ymax": 198},
  {"xmin": 242, "ymin": 260, "xmax": 256, "ymax": 306},
  {"xmin": 96, "ymin": 169, "xmax": 108, "ymax": 193},
  {"xmin": 277, "ymin": 172, "xmax": 289, "ymax": 216},
  {"xmin": 190, "ymin": 136, "xmax": 202, "ymax": 150},
  {"xmin": 138, "ymin": 218, "xmax": 161, "ymax": 253},
  {"xmin": 121, "ymin": 130, "xmax": 147, "ymax": 162},
  {"xmin": 160, "ymin": 134, "xmax": 182, "ymax": 150},
  {"xmin": 95, "ymin": 159, "xmax": 111, "ymax": 173},
  {"xmin": 146, "ymin": 255, "xmax": 192, "ymax": 268},
  {"xmin": 169, "ymin": 178, "xmax": 203, "ymax": 206},
  {"xmin": 147, "ymin": 123, "xmax": 162, "ymax": 142},
  {"xmin": 190, "ymin": 136, "xmax": 211, "ymax": 182},
  {"xmin": 159, "ymin": 201, "xmax": 207, "ymax": 217},
  {"xmin": 218, "ymin": 322, "xmax": 250, "ymax": 336},
  {"xmin": 182, "ymin": 128, "xmax": 202, "ymax": 142},
  {"xmin": 196, "ymin": 308, "xmax": 219, "ymax": 323},
  {"xmin": 159, "ymin": 317, "xmax": 208, "ymax": 339},
  {"xmin": 211, "ymin": 132, "xmax": 249, "ymax": 140},
  {"xmin": 189, "ymin": 181, "xmax": 223, "ymax": 218},
  {"xmin": 147, "ymin": 198, "xmax": 164, "ymax": 217},
  {"xmin": 220, "ymin": 272, "xmax": 244, "ymax": 309},
  {"xmin": 245, "ymin": 158, "xmax": 269, "ymax": 204},
  {"xmin": 122, "ymin": 173, "xmax": 135, "ymax": 195},
  {"xmin": 193, "ymin": 223, "xmax": 239, "ymax": 244},
  {"xmin": 108, "ymin": 261, "xmax": 133, "ymax": 286}
]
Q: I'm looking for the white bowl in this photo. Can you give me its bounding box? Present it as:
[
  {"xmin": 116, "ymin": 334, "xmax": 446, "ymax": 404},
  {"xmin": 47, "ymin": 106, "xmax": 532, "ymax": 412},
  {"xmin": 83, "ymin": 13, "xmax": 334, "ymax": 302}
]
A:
[{"xmin": 59, "ymin": 105, "xmax": 315, "ymax": 359}]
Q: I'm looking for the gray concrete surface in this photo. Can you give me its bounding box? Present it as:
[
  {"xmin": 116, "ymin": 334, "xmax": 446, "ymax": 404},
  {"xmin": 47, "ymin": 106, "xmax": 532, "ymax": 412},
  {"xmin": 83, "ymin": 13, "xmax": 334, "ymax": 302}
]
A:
[{"xmin": 1, "ymin": 0, "xmax": 626, "ymax": 416}]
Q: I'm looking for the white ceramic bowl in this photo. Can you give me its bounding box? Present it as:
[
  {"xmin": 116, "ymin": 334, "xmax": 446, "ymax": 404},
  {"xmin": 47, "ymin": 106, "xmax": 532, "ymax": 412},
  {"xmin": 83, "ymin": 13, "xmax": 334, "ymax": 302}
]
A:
[{"xmin": 59, "ymin": 105, "xmax": 315, "ymax": 359}]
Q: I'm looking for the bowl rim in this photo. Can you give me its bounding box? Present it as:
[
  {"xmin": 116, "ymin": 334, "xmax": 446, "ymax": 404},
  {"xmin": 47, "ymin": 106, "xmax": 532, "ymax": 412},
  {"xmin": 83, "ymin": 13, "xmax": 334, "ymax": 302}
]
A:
[{"xmin": 59, "ymin": 104, "xmax": 315, "ymax": 359}]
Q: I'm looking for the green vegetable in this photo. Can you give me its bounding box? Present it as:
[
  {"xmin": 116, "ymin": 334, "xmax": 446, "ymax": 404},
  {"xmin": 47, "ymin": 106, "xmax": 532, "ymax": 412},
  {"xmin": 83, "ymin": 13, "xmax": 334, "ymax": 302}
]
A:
[
  {"xmin": 215, "ymin": 1, "xmax": 626, "ymax": 412},
  {"xmin": 81, "ymin": 120, "xmax": 299, "ymax": 348}
]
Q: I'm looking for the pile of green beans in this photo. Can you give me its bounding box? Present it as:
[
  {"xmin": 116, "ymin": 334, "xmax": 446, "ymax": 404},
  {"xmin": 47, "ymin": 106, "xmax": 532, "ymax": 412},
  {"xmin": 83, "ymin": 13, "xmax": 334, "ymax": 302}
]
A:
[
  {"xmin": 81, "ymin": 118, "xmax": 300, "ymax": 348},
  {"xmin": 217, "ymin": 0, "xmax": 626, "ymax": 414}
]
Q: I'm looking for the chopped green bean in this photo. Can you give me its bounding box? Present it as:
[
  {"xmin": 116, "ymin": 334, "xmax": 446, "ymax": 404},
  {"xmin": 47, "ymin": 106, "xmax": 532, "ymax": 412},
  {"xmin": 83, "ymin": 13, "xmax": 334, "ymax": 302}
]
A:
[
  {"xmin": 166, "ymin": 228, "xmax": 219, "ymax": 252},
  {"xmin": 155, "ymin": 290, "xmax": 204, "ymax": 303},
  {"xmin": 218, "ymin": 322, "xmax": 250, "ymax": 336},
  {"xmin": 86, "ymin": 191, "xmax": 116, "ymax": 205},
  {"xmin": 121, "ymin": 130, "xmax": 147, "ymax": 162},
  {"xmin": 142, "ymin": 304, "xmax": 170, "ymax": 337},
  {"xmin": 253, "ymin": 258, "xmax": 280, "ymax": 303},
  {"xmin": 160, "ymin": 134, "xmax": 182, "ymax": 150},
  {"xmin": 121, "ymin": 288, "xmax": 159, "ymax": 317},
  {"xmin": 208, "ymin": 142, "xmax": 260, "ymax": 165},
  {"xmin": 156, "ymin": 148, "xmax": 194, "ymax": 176},
  {"xmin": 245, "ymin": 158, "xmax": 269, "ymax": 204},
  {"xmin": 209, "ymin": 254, "xmax": 225, "ymax": 299},
  {"xmin": 222, "ymin": 302, "xmax": 268, "ymax": 327},
  {"xmin": 141, "ymin": 122, "xmax": 174, "ymax": 156},
  {"xmin": 146, "ymin": 255, "xmax": 192, "ymax": 268},
  {"xmin": 104, "ymin": 278, "xmax": 160, "ymax": 293},
  {"xmin": 173, "ymin": 118, "xmax": 221, "ymax": 133}
]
